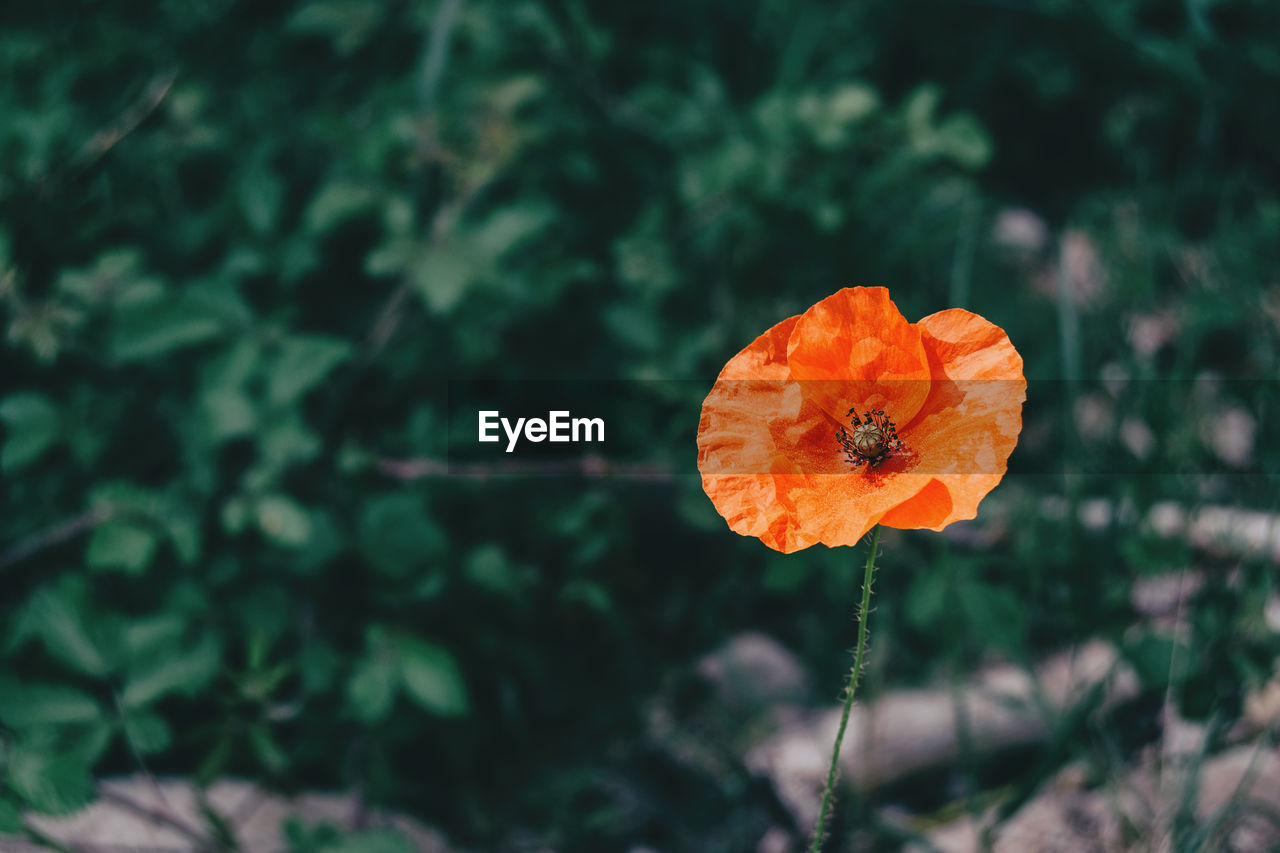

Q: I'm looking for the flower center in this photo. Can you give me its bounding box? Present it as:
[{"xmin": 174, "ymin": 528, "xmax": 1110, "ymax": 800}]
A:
[{"xmin": 837, "ymin": 408, "xmax": 904, "ymax": 468}]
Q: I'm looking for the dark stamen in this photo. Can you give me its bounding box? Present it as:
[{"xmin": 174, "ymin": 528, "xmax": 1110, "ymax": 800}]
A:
[{"xmin": 836, "ymin": 409, "xmax": 905, "ymax": 469}]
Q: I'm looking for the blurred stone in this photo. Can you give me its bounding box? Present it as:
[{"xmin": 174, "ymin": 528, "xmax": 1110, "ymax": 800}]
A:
[
  {"xmin": 1193, "ymin": 745, "xmax": 1280, "ymax": 851},
  {"xmin": 991, "ymin": 208, "xmax": 1048, "ymax": 255},
  {"xmin": 641, "ymin": 632, "xmax": 808, "ymax": 850},
  {"xmin": 12, "ymin": 777, "xmax": 457, "ymax": 853},
  {"xmin": 756, "ymin": 825, "xmax": 793, "ymax": 853},
  {"xmin": 1058, "ymin": 230, "xmax": 1106, "ymax": 306},
  {"xmin": 1264, "ymin": 286, "xmax": 1280, "ymax": 334},
  {"xmin": 696, "ymin": 631, "xmax": 811, "ymax": 713},
  {"xmin": 1243, "ymin": 665, "xmax": 1280, "ymax": 732},
  {"xmin": 1159, "ymin": 705, "xmax": 1209, "ymax": 765},
  {"xmin": 1119, "ymin": 417, "xmax": 1155, "ymax": 460},
  {"xmin": 1131, "ymin": 572, "xmax": 1204, "ymax": 622},
  {"xmin": 748, "ymin": 640, "xmax": 1138, "ymax": 829},
  {"xmin": 1147, "ymin": 501, "xmax": 1187, "ymax": 537},
  {"xmin": 1043, "ymin": 497, "xmax": 1280, "ymax": 563},
  {"xmin": 1073, "ymin": 393, "xmax": 1114, "ymax": 442},
  {"xmin": 1140, "ymin": 501, "xmax": 1280, "ymax": 563},
  {"xmin": 983, "ymin": 741, "xmax": 1280, "ymax": 853},
  {"xmin": 1127, "ymin": 310, "xmax": 1180, "ymax": 357},
  {"xmin": 1185, "ymin": 505, "xmax": 1280, "ymax": 561},
  {"xmin": 992, "ymin": 775, "xmax": 1122, "ymax": 853},
  {"xmin": 1099, "ymin": 361, "xmax": 1130, "ymax": 397},
  {"xmin": 917, "ymin": 815, "xmax": 986, "ymax": 853},
  {"xmin": 1079, "ymin": 498, "xmax": 1114, "ymax": 530},
  {"xmin": 1266, "ymin": 596, "xmax": 1280, "ymax": 632},
  {"xmin": 1200, "ymin": 405, "xmax": 1256, "ymax": 468},
  {"xmin": 1173, "ymin": 247, "xmax": 1216, "ymax": 291}
]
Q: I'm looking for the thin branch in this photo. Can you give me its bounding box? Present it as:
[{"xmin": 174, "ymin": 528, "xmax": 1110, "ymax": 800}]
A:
[
  {"xmin": 97, "ymin": 786, "xmax": 219, "ymax": 852},
  {"xmin": 20, "ymin": 819, "xmax": 83, "ymax": 853},
  {"xmin": 376, "ymin": 455, "xmax": 677, "ymax": 481},
  {"xmin": 353, "ymin": 0, "xmax": 465, "ymax": 360},
  {"xmin": 0, "ymin": 506, "xmax": 117, "ymax": 571},
  {"xmin": 417, "ymin": 0, "xmax": 463, "ymax": 113},
  {"xmin": 71, "ymin": 70, "xmax": 179, "ymax": 174},
  {"xmin": 110, "ymin": 692, "xmax": 226, "ymax": 851}
]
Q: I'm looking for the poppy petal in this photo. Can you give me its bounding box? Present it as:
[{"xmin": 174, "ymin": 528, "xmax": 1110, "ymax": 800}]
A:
[
  {"xmin": 786, "ymin": 287, "xmax": 933, "ymax": 426},
  {"xmin": 901, "ymin": 308, "xmax": 1026, "ymax": 528},
  {"xmin": 698, "ymin": 316, "xmax": 823, "ymax": 552},
  {"xmin": 698, "ymin": 311, "xmax": 942, "ymax": 552},
  {"xmin": 877, "ymin": 477, "xmax": 954, "ymax": 529},
  {"xmin": 697, "ymin": 291, "xmax": 1024, "ymax": 551}
]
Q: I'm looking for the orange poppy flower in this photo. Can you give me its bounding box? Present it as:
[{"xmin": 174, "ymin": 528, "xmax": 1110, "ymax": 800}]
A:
[{"xmin": 697, "ymin": 287, "xmax": 1025, "ymax": 553}]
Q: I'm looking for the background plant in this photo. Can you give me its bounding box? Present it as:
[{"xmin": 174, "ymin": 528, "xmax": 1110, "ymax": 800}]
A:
[{"xmin": 2, "ymin": 1, "xmax": 1278, "ymax": 851}]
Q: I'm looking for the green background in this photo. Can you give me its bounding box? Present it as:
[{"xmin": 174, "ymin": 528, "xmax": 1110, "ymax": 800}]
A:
[{"xmin": 2, "ymin": 0, "xmax": 1278, "ymax": 850}]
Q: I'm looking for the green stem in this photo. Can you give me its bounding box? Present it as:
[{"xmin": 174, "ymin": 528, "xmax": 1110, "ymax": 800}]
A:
[{"xmin": 809, "ymin": 525, "xmax": 881, "ymax": 853}]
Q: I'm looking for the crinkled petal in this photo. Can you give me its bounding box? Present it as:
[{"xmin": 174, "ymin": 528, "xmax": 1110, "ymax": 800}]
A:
[
  {"xmin": 786, "ymin": 287, "xmax": 933, "ymax": 425},
  {"xmin": 697, "ymin": 316, "xmax": 820, "ymax": 552},
  {"xmin": 878, "ymin": 477, "xmax": 954, "ymax": 529},
  {"xmin": 888, "ymin": 308, "xmax": 1025, "ymax": 529},
  {"xmin": 698, "ymin": 295, "xmax": 1024, "ymax": 551},
  {"xmin": 699, "ymin": 306, "xmax": 944, "ymax": 552}
]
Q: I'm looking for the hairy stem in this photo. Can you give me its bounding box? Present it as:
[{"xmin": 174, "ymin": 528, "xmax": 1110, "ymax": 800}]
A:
[{"xmin": 809, "ymin": 525, "xmax": 881, "ymax": 853}]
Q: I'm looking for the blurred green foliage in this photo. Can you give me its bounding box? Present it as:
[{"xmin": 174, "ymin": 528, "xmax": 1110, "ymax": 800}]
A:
[{"xmin": 2, "ymin": 0, "xmax": 1279, "ymax": 850}]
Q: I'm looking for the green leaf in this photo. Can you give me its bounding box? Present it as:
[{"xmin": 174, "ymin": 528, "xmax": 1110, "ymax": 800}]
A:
[
  {"xmin": 1124, "ymin": 632, "xmax": 1191, "ymax": 690},
  {"xmin": 905, "ymin": 84, "xmax": 942, "ymax": 138},
  {"xmin": 267, "ymin": 335, "xmax": 352, "ymax": 405},
  {"xmin": 937, "ymin": 114, "xmax": 992, "ymax": 170},
  {"xmin": 124, "ymin": 613, "xmax": 186, "ymax": 658},
  {"xmin": 347, "ymin": 651, "xmax": 397, "ymax": 724},
  {"xmin": 0, "ymin": 679, "xmax": 102, "ymax": 728},
  {"xmin": 202, "ymin": 338, "xmax": 263, "ymax": 391},
  {"xmin": 409, "ymin": 244, "xmax": 475, "ymax": 314},
  {"xmin": 469, "ymin": 204, "xmax": 554, "ymax": 258},
  {"xmin": 88, "ymin": 480, "xmax": 165, "ymax": 515},
  {"xmin": 358, "ymin": 493, "xmax": 445, "ymax": 577},
  {"xmin": 0, "ymin": 797, "xmax": 23, "ymax": 834},
  {"xmin": 239, "ymin": 163, "xmax": 284, "ymax": 235},
  {"xmin": 17, "ymin": 582, "xmax": 118, "ymax": 678},
  {"xmin": 112, "ymin": 293, "xmax": 226, "ymax": 363},
  {"xmin": 828, "ymin": 83, "xmax": 879, "ymax": 124},
  {"xmin": 258, "ymin": 418, "xmax": 322, "ymax": 467},
  {"xmin": 304, "ymin": 180, "xmax": 379, "ymax": 232},
  {"xmin": 287, "ymin": 0, "xmax": 388, "ymax": 57},
  {"xmin": 902, "ymin": 83, "xmax": 991, "ymax": 170},
  {"xmin": 121, "ymin": 633, "xmax": 221, "ymax": 708},
  {"xmin": 200, "ymin": 388, "xmax": 257, "ymax": 441},
  {"xmin": 55, "ymin": 248, "xmax": 158, "ymax": 304},
  {"xmin": 86, "ymin": 521, "xmax": 159, "ymax": 574},
  {"xmin": 121, "ymin": 710, "xmax": 172, "ymax": 755},
  {"xmin": 796, "ymin": 83, "xmax": 880, "ymax": 149},
  {"xmin": 247, "ymin": 724, "xmax": 288, "ymax": 773},
  {"xmin": 65, "ymin": 720, "xmax": 117, "ymax": 767},
  {"xmin": 221, "ymin": 497, "xmax": 250, "ymax": 534},
  {"xmin": 298, "ymin": 640, "xmax": 341, "ymax": 695},
  {"xmin": 255, "ymin": 494, "xmax": 313, "ymax": 548},
  {"xmin": 166, "ymin": 514, "xmax": 203, "ymax": 565},
  {"xmin": 463, "ymin": 544, "xmax": 522, "ymax": 597},
  {"xmin": 396, "ymin": 636, "xmax": 469, "ymax": 718},
  {"xmin": 0, "ymin": 392, "xmax": 60, "ymax": 471},
  {"xmin": 6, "ymin": 738, "xmax": 95, "ymax": 815},
  {"xmin": 329, "ymin": 829, "xmax": 417, "ymax": 853},
  {"xmin": 558, "ymin": 580, "xmax": 613, "ymax": 615},
  {"xmin": 364, "ymin": 237, "xmax": 413, "ymax": 277}
]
